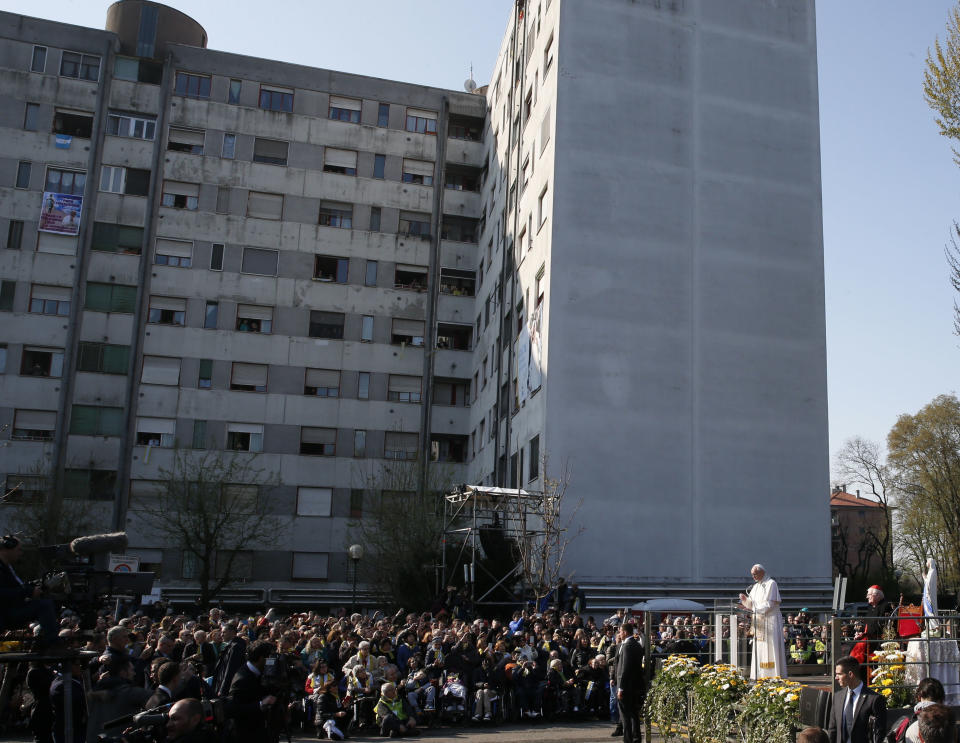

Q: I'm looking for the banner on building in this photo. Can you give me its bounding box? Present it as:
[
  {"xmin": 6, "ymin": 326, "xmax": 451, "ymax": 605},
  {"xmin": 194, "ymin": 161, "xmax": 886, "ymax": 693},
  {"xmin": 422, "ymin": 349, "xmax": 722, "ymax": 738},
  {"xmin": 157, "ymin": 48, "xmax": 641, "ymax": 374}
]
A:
[
  {"xmin": 517, "ymin": 326, "xmax": 530, "ymax": 405},
  {"xmin": 39, "ymin": 192, "xmax": 83, "ymax": 235},
  {"xmin": 527, "ymin": 303, "xmax": 543, "ymax": 392}
]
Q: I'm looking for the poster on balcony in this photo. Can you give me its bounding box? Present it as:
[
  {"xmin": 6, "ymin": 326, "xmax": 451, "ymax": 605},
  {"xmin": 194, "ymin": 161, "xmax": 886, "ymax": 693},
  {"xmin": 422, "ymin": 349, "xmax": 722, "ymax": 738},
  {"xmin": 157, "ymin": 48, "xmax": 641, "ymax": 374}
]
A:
[
  {"xmin": 517, "ymin": 327, "xmax": 530, "ymax": 406},
  {"xmin": 39, "ymin": 192, "xmax": 83, "ymax": 235},
  {"xmin": 527, "ymin": 303, "xmax": 543, "ymax": 393}
]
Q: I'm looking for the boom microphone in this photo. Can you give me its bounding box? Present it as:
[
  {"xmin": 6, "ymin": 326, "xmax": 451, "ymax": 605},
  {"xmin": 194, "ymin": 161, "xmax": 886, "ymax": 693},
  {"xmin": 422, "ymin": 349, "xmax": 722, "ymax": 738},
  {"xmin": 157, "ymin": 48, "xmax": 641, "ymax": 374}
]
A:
[{"xmin": 70, "ymin": 532, "xmax": 128, "ymax": 556}]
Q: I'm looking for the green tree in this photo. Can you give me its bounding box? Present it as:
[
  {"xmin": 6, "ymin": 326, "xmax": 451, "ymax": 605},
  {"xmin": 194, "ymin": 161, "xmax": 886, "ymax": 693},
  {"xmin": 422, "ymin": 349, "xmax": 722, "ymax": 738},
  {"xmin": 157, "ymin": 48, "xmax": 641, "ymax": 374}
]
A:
[
  {"xmin": 129, "ymin": 449, "xmax": 282, "ymax": 609},
  {"xmin": 887, "ymin": 393, "xmax": 960, "ymax": 594},
  {"xmin": 924, "ymin": 5, "xmax": 960, "ymax": 165}
]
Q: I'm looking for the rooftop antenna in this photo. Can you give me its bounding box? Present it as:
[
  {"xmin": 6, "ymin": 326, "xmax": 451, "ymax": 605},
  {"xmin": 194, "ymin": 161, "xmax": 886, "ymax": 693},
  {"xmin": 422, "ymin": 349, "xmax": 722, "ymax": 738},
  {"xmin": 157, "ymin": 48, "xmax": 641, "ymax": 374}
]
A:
[{"xmin": 464, "ymin": 63, "xmax": 477, "ymax": 93}]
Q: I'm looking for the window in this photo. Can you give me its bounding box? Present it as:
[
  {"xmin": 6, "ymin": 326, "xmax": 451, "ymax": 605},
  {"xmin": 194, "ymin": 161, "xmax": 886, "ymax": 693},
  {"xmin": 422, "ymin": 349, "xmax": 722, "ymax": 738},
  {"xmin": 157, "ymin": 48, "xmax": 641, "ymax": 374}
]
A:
[
  {"xmin": 365, "ymin": 260, "xmax": 378, "ymax": 287},
  {"xmin": 192, "ymin": 420, "xmax": 207, "ymax": 449},
  {"xmin": 323, "ymin": 148, "xmax": 357, "ymax": 175},
  {"xmin": 448, "ymin": 115, "xmax": 482, "ymax": 141},
  {"xmin": 318, "ymin": 202, "xmax": 352, "ymax": 228},
  {"xmin": 7, "ymin": 221, "xmax": 24, "ymax": 250},
  {"xmin": 300, "ymin": 426, "xmax": 336, "ymax": 456},
  {"xmin": 221, "ymin": 133, "xmax": 236, "ymax": 159},
  {"xmin": 247, "ymin": 191, "xmax": 283, "ymax": 220},
  {"xmin": 107, "ymin": 111, "xmax": 156, "ymax": 140},
  {"xmin": 405, "ymin": 108, "xmax": 437, "ymax": 134},
  {"xmin": 357, "ymin": 372, "xmax": 370, "ymax": 400},
  {"xmin": 216, "ymin": 187, "xmax": 230, "ymax": 214},
  {"xmin": 69, "ymin": 405, "xmax": 124, "ymax": 436},
  {"xmin": 441, "ymin": 216, "xmax": 479, "ymax": 243},
  {"xmin": 230, "ymin": 362, "xmax": 267, "ymax": 392},
  {"xmin": 309, "ymin": 311, "xmax": 344, "ymax": 339},
  {"xmin": 350, "ymin": 489, "xmax": 364, "ymax": 518},
  {"xmin": 399, "ymin": 211, "xmax": 430, "ymax": 238},
  {"xmin": 529, "ymin": 435, "xmax": 540, "ymax": 480},
  {"xmin": 377, "ymin": 102, "xmax": 390, "ymax": 127},
  {"xmin": 445, "ymin": 168, "xmax": 481, "ymax": 192},
  {"xmin": 63, "ymin": 469, "xmax": 116, "ymax": 501},
  {"xmin": 148, "ymin": 296, "xmax": 186, "ymax": 325},
  {"xmin": 77, "ymin": 342, "xmax": 129, "ymax": 374},
  {"xmin": 141, "ymin": 355, "xmax": 180, "ymax": 386},
  {"xmin": 155, "ymin": 237, "xmax": 192, "ymax": 266},
  {"xmin": 204, "ymin": 301, "xmax": 218, "ymax": 329},
  {"xmin": 253, "ymin": 138, "xmax": 288, "ymax": 165},
  {"xmin": 354, "ymin": 429, "xmax": 366, "ymax": 457},
  {"xmin": 436, "ymin": 323, "xmax": 472, "ymax": 351},
  {"xmin": 23, "ymin": 103, "xmax": 40, "ymax": 131},
  {"xmin": 31, "ymin": 46, "xmax": 47, "ymax": 73},
  {"xmin": 433, "ymin": 378, "xmax": 470, "ymax": 407},
  {"xmin": 88, "ymin": 223, "xmax": 141, "ymax": 255},
  {"xmin": 388, "ymin": 375, "xmax": 422, "ymax": 403},
  {"xmin": 161, "ymin": 181, "xmax": 199, "ymax": 210},
  {"xmin": 135, "ymin": 417, "xmax": 175, "ymax": 447},
  {"xmin": 292, "ymin": 552, "xmax": 329, "ymax": 580},
  {"xmin": 402, "ymin": 159, "xmax": 434, "ymax": 186},
  {"xmin": 241, "ymin": 247, "xmax": 279, "ymax": 276},
  {"xmin": 30, "ymin": 284, "xmax": 71, "ymax": 315},
  {"xmin": 536, "ymin": 264, "xmax": 545, "ymax": 306},
  {"xmin": 20, "ymin": 347, "xmax": 63, "ymax": 377},
  {"xmin": 373, "ymin": 154, "xmax": 386, "ymax": 179},
  {"xmin": 384, "ymin": 432, "xmax": 418, "ymax": 461},
  {"xmin": 51, "ymin": 109, "xmax": 93, "ymax": 138},
  {"xmin": 391, "ymin": 318, "xmax": 425, "ymax": 347},
  {"xmin": 544, "ymin": 32, "xmax": 554, "ymax": 73},
  {"xmin": 259, "ymin": 85, "xmax": 293, "ymax": 112},
  {"xmin": 60, "ymin": 51, "xmax": 100, "ymax": 81},
  {"xmin": 228, "ymin": 78, "xmax": 242, "ymax": 104},
  {"xmin": 236, "ymin": 304, "xmax": 273, "ymax": 333},
  {"xmin": 16, "ymin": 162, "xmax": 31, "ymax": 189},
  {"xmin": 297, "ymin": 487, "xmax": 332, "ymax": 516},
  {"xmin": 540, "ymin": 107, "xmax": 552, "ymax": 154},
  {"xmin": 210, "ymin": 243, "xmax": 224, "ymax": 270},
  {"xmin": 175, "ymin": 71, "xmax": 211, "ymax": 99},
  {"xmin": 99, "ymin": 166, "xmax": 149, "ymax": 196},
  {"xmin": 394, "ymin": 264, "xmax": 427, "ymax": 291},
  {"xmin": 304, "ymin": 369, "xmax": 339, "ymax": 397},
  {"xmin": 313, "ymin": 255, "xmax": 348, "ymax": 282},
  {"xmin": 226, "ymin": 423, "xmax": 263, "ymax": 452},
  {"xmin": 440, "ymin": 268, "xmax": 475, "ymax": 296},
  {"xmin": 113, "ymin": 56, "xmax": 162, "ymax": 84},
  {"xmin": 369, "ymin": 207, "xmax": 381, "ymax": 232},
  {"xmin": 538, "ymin": 183, "xmax": 548, "ymax": 227},
  {"xmin": 431, "ymin": 434, "xmax": 468, "ymax": 463},
  {"xmin": 328, "ymin": 96, "xmax": 361, "ymax": 122},
  {"xmin": 168, "ymin": 126, "xmax": 204, "ymax": 154},
  {"xmin": 46, "ymin": 168, "xmax": 86, "ymax": 195},
  {"xmin": 360, "ymin": 315, "xmax": 374, "ymax": 342},
  {"xmin": 198, "ymin": 359, "xmax": 213, "ymax": 388},
  {"xmin": 12, "ymin": 410, "xmax": 55, "ymax": 441}
]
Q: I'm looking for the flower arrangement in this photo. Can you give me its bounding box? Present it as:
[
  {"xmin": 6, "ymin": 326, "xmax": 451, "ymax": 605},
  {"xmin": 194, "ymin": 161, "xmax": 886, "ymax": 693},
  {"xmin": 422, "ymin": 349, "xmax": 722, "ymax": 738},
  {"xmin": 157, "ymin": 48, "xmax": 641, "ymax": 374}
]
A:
[
  {"xmin": 870, "ymin": 642, "xmax": 913, "ymax": 709},
  {"xmin": 689, "ymin": 663, "xmax": 746, "ymax": 742},
  {"xmin": 735, "ymin": 676, "xmax": 802, "ymax": 743},
  {"xmin": 645, "ymin": 654, "xmax": 700, "ymax": 742}
]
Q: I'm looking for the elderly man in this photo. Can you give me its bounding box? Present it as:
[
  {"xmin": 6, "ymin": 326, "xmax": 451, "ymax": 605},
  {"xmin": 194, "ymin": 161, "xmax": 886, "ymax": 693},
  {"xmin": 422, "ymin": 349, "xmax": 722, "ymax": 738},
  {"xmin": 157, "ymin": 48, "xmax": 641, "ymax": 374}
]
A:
[
  {"xmin": 739, "ymin": 563, "xmax": 787, "ymax": 679},
  {"xmin": 850, "ymin": 585, "xmax": 892, "ymax": 673}
]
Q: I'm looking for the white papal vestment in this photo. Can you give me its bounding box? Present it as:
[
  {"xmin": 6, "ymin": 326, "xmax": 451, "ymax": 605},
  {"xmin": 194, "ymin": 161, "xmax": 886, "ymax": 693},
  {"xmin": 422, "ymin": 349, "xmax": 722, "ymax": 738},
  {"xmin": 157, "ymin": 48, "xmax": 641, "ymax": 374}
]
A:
[{"xmin": 742, "ymin": 576, "xmax": 788, "ymax": 679}]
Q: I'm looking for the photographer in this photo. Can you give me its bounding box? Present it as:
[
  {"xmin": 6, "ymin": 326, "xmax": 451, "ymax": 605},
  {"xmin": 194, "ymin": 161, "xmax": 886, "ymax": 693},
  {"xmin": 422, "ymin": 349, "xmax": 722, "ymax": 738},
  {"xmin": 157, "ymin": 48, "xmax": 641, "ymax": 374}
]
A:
[
  {"xmin": 85, "ymin": 656, "xmax": 151, "ymax": 742},
  {"xmin": 166, "ymin": 699, "xmax": 212, "ymax": 743},
  {"xmin": 226, "ymin": 641, "xmax": 276, "ymax": 743},
  {"xmin": 0, "ymin": 535, "xmax": 59, "ymax": 648}
]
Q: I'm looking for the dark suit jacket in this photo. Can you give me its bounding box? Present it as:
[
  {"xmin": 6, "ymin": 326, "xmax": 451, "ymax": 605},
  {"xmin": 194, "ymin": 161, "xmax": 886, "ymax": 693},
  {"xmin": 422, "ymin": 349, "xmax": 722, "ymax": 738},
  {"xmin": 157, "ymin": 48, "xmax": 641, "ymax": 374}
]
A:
[
  {"xmin": 826, "ymin": 685, "xmax": 886, "ymax": 743},
  {"xmin": 227, "ymin": 665, "xmax": 268, "ymax": 743},
  {"xmin": 615, "ymin": 636, "xmax": 644, "ymax": 693},
  {"xmin": 0, "ymin": 561, "xmax": 32, "ymax": 606}
]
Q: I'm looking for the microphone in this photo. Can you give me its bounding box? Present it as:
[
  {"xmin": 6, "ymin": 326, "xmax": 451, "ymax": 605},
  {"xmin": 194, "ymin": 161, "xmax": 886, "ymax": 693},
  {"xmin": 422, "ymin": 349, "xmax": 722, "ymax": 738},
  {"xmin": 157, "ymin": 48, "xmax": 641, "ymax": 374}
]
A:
[{"xmin": 70, "ymin": 532, "xmax": 128, "ymax": 556}]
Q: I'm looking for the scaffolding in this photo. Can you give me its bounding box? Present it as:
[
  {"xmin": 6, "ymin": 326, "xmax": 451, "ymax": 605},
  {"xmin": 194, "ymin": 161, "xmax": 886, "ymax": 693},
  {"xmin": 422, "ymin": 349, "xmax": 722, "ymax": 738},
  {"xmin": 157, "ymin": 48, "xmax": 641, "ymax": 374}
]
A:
[{"xmin": 440, "ymin": 484, "xmax": 545, "ymax": 607}]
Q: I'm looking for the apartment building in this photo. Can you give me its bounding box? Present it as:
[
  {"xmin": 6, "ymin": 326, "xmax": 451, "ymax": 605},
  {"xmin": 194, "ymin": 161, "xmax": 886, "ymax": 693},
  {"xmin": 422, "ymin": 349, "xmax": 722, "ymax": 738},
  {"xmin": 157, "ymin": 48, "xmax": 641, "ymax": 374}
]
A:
[{"xmin": 0, "ymin": 0, "xmax": 833, "ymax": 609}]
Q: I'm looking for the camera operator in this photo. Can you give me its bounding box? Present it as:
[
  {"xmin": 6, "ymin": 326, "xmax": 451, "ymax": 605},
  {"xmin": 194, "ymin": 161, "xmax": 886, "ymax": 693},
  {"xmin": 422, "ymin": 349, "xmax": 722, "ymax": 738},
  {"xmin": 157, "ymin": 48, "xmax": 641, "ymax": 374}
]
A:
[
  {"xmin": 166, "ymin": 699, "xmax": 213, "ymax": 743},
  {"xmin": 0, "ymin": 534, "xmax": 59, "ymax": 648},
  {"xmin": 226, "ymin": 641, "xmax": 276, "ymax": 743},
  {"xmin": 85, "ymin": 656, "xmax": 151, "ymax": 742}
]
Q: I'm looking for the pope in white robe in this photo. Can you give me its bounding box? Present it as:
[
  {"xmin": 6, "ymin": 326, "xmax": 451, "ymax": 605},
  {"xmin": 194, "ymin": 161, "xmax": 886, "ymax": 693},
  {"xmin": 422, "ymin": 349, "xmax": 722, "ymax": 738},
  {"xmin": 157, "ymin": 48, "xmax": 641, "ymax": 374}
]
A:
[{"xmin": 739, "ymin": 563, "xmax": 788, "ymax": 679}]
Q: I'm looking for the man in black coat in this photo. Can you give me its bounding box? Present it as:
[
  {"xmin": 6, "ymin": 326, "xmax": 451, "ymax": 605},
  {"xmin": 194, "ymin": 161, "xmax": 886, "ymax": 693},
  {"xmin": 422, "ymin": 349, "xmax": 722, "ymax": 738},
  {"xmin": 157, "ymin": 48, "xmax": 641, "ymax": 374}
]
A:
[
  {"xmin": 213, "ymin": 623, "xmax": 247, "ymax": 697},
  {"xmin": 226, "ymin": 641, "xmax": 277, "ymax": 743},
  {"xmin": 0, "ymin": 535, "xmax": 58, "ymax": 645},
  {"xmin": 615, "ymin": 622, "xmax": 645, "ymax": 743},
  {"xmin": 826, "ymin": 656, "xmax": 886, "ymax": 743}
]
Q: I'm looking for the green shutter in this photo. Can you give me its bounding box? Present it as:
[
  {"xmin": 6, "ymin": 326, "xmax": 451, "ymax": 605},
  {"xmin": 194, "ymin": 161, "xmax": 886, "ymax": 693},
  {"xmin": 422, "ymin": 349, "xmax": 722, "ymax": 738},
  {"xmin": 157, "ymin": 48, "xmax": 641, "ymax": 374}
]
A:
[
  {"xmin": 117, "ymin": 226, "xmax": 143, "ymax": 253},
  {"xmin": 69, "ymin": 405, "xmax": 99, "ymax": 434},
  {"xmin": 111, "ymin": 285, "xmax": 138, "ymax": 313},
  {"xmin": 198, "ymin": 358, "xmax": 212, "ymax": 382},
  {"xmin": 192, "ymin": 420, "xmax": 207, "ymax": 449},
  {"xmin": 85, "ymin": 283, "xmax": 111, "ymax": 311},
  {"xmin": 99, "ymin": 407, "xmax": 125, "ymax": 436},
  {"xmin": 76, "ymin": 342, "xmax": 101, "ymax": 372},
  {"xmin": 91, "ymin": 223, "xmax": 118, "ymax": 252},
  {"xmin": 0, "ymin": 281, "xmax": 15, "ymax": 311},
  {"xmin": 102, "ymin": 344, "xmax": 129, "ymax": 374},
  {"xmin": 62, "ymin": 469, "xmax": 90, "ymax": 498}
]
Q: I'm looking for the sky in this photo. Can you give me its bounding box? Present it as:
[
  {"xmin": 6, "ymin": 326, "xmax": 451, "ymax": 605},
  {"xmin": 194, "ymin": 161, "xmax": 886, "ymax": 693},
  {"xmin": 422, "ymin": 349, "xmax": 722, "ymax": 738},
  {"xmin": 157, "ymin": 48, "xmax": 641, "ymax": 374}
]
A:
[{"xmin": 5, "ymin": 0, "xmax": 959, "ymax": 477}]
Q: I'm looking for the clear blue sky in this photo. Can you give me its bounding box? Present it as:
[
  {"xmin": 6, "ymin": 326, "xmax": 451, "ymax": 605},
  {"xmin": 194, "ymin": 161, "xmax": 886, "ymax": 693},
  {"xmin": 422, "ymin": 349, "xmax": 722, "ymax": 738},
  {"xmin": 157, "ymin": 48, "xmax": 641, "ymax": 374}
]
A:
[{"xmin": 7, "ymin": 0, "xmax": 960, "ymax": 475}]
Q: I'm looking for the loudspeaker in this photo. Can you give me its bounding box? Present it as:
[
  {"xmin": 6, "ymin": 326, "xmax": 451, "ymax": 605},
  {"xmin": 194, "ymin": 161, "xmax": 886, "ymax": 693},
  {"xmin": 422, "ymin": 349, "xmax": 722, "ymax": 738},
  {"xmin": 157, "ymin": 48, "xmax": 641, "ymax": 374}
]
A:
[{"xmin": 799, "ymin": 685, "xmax": 831, "ymax": 728}]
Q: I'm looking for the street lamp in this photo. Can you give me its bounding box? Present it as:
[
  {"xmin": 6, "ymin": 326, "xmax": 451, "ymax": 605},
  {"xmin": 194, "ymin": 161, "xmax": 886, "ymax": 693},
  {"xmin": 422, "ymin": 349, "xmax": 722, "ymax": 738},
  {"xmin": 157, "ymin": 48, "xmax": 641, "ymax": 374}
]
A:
[{"xmin": 349, "ymin": 543, "xmax": 364, "ymax": 613}]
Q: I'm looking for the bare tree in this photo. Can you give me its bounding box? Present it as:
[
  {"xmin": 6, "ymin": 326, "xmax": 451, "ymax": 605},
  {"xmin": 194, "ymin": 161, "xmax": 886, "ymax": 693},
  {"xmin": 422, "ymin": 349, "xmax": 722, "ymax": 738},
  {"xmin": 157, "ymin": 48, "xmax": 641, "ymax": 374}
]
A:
[{"xmin": 130, "ymin": 449, "xmax": 282, "ymax": 609}]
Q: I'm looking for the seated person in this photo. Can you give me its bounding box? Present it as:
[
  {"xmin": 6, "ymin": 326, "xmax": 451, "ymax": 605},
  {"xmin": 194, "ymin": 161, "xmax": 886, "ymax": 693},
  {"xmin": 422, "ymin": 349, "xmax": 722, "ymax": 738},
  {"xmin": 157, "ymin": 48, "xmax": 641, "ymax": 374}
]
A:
[
  {"xmin": 314, "ymin": 679, "xmax": 351, "ymax": 741},
  {"xmin": 374, "ymin": 682, "xmax": 420, "ymax": 738},
  {"xmin": 0, "ymin": 535, "xmax": 58, "ymax": 648}
]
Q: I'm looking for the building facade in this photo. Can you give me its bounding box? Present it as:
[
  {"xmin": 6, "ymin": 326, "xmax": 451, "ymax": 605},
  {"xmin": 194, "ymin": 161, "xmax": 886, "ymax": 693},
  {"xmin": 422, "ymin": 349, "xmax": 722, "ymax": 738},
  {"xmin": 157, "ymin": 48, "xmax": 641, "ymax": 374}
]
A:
[{"xmin": 0, "ymin": 0, "xmax": 833, "ymax": 609}]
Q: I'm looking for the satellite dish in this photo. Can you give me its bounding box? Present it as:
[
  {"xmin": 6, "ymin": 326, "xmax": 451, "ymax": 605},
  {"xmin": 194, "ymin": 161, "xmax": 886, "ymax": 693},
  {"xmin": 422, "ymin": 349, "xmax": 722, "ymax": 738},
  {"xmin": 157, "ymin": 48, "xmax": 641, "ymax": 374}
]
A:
[{"xmin": 464, "ymin": 78, "xmax": 478, "ymax": 93}]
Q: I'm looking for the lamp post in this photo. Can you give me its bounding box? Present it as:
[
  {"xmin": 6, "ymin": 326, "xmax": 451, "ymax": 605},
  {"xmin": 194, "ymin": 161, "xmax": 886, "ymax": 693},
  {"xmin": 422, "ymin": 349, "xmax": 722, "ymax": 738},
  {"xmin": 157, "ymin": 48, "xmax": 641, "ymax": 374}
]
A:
[{"xmin": 349, "ymin": 543, "xmax": 364, "ymax": 613}]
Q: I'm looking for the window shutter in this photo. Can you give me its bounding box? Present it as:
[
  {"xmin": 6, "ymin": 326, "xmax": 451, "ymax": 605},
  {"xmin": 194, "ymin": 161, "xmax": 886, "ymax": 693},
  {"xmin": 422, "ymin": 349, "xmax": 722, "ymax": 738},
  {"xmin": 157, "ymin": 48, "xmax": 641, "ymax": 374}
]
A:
[
  {"xmin": 149, "ymin": 296, "xmax": 186, "ymax": 311},
  {"xmin": 329, "ymin": 96, "xmax": 361, "ymax": 111},
  {"xmin": 247, "ymin": 191, "xmax": 283, "ymax": 219},
  {"xmin": 407, "ymin": 108, "xmax": 437, "ymax": 121},
  {"xmin": 297, "ymin": 487, "xmax": 332, "ymax": 516},
  {"xmin": 392, "ymin": 318, "xmax": 425, "ymax": 336},
  {"xmin": 136, "ymin": 417, "xmax": 175, "ymax": 434},
  {"xmin": 324, "ymin": 148, "xmax": 357, "ymax": 169},
  {"xmin": 33, "ymin": 284, "xmax": 72, "ymax": 301},
  {"xmin": 241, "ymin": 248, "xmax": 278, "ymax": 275},
  {"xmin": 402, "ymin": 159, "xmax": 434, "ymax": 177},
  {"xmin": 305, "ymin": 369, "xmax": 339, "ymax": 388},
  {"xmin": 156, "ymin": 238, "xmax": 192, "ymax": 257},
  {"xmin": 301, "ymin": 427, "xmax": 336, "ymax": 444},
  {"xmin": 253, "ymin": 138, "xmax": 288, "ymax": 160},
  {"xmin": 15, "ymin": 410, "xmax": 56, "ymax": 430},
  {"xmin": 237, "ymin": 304, "xmax": 273, "ymax": 321},
  {"xmin": 168, "ymin": 127, "xmax": 205, "ymax": 147},
  {"xmin": 232, "ymin": 363, "xmax": 267, "ymax": 387},
  {"xmin": 141, "ymin": 356, "xmax": 180, "ymax": 385},
  {"xmin": 389, "ymin": 375, "xmax": 422, "ymax": 394},
  {"xmin": 162, "ymin": 180, "xmax": 199, "ymax": 197}
]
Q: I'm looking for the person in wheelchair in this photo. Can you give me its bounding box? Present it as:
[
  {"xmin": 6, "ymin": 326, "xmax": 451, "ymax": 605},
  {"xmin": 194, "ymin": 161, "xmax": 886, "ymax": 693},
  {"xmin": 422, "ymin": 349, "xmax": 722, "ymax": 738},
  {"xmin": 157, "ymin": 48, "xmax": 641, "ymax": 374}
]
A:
[
  {"xmin": 547, "ymin": 658, "xmax": 581, "ymax": 715},
  {"xmin": 471, "ymin": 656, "xmax": 498, "ymax": 722},
  {"xmin": 344, "ymin": 666, "xmax": 376, "ymax": 729}
]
